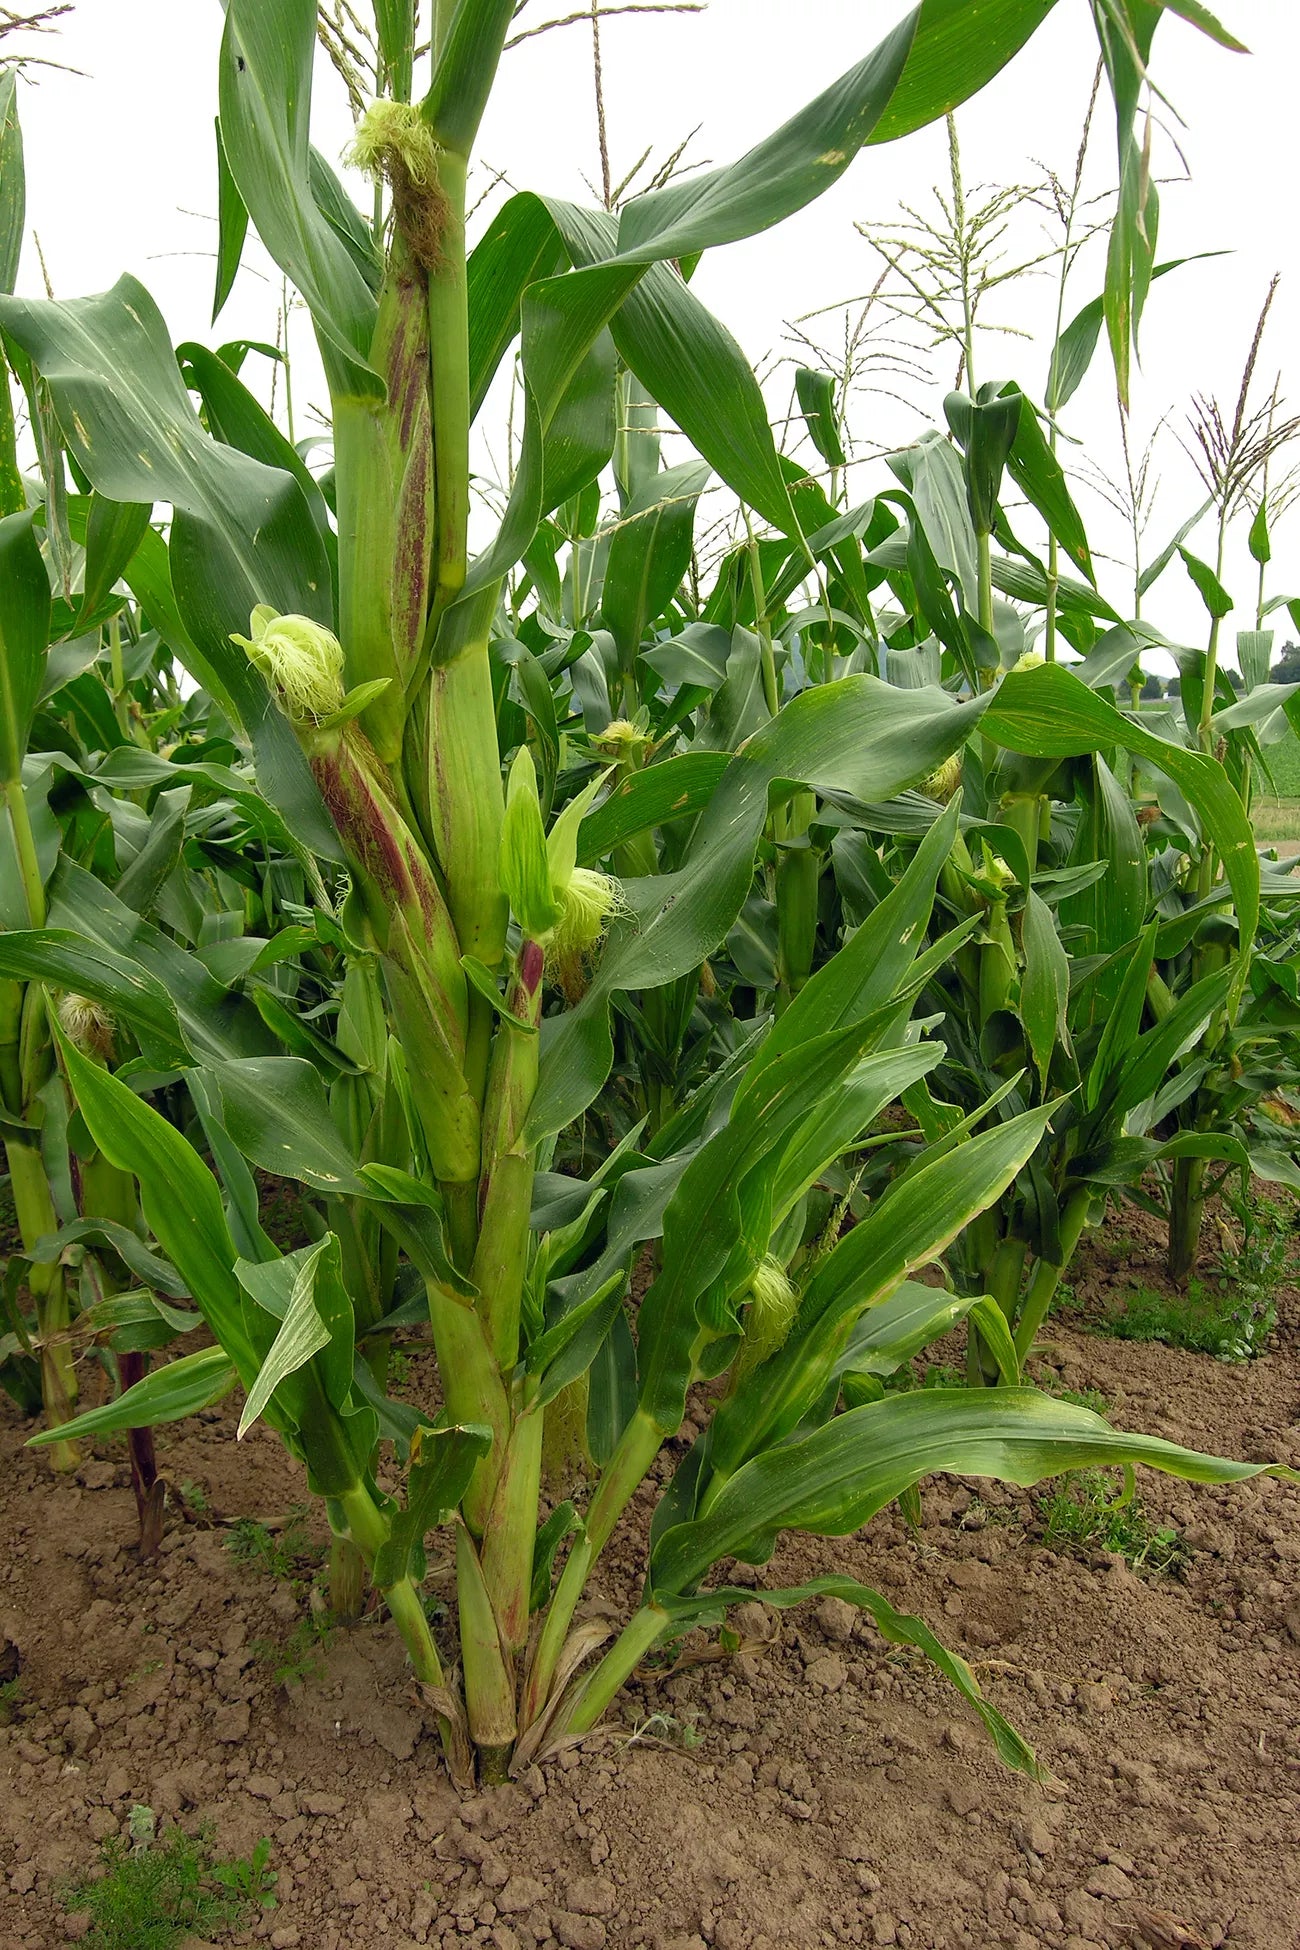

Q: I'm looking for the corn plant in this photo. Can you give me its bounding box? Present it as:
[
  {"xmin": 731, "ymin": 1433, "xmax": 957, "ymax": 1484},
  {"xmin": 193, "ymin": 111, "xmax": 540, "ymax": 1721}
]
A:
[{"xmin": 3, "ymin": 0, "xmax": 1290, "ymax": 1791}]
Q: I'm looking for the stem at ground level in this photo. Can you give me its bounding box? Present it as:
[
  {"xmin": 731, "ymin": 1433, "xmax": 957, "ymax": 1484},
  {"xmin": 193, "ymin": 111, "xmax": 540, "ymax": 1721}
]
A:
[
  {"xmin": 560, "ymin": 1604, "xmax": 670, "ymax": 1740},
  {"xmin": 456, "ymin": 1524, "xmax": 517, "ymax": 1781},
  {"xmin": 1168, "ymin": 1154, "xmax": 1206, "ymax": 1288}
]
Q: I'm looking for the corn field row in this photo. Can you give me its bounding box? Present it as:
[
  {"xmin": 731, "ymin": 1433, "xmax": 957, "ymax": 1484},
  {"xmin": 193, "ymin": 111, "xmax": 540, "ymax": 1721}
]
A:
[{"xmin": 1, "ymin": 0, "xmax": 1297, "ymax": 1792}]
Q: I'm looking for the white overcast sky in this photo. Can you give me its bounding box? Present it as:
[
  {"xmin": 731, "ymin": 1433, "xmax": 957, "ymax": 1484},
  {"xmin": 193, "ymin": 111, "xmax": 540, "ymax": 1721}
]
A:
[{"xmin": 7, "ymin": 0, "xmax": 1297, "ymax": 660}]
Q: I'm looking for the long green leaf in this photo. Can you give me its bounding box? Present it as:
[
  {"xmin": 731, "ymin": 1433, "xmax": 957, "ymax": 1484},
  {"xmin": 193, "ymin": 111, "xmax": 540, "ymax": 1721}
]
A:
[
  {"xmin": 237, "ymin": 1237, "xmax": 334, "ymax": 1437},
  {"xmin": 655, "ymin": 1386, "xmax": 1295, "ymax": 1593},
  {"xmin": 0, "ymin": 929, "xmax": 188, "ymax": 1068},
  {"xmin": 985, "ymin": 661, "xmax": 1258, "ymax": 995},
  {"xmin": 54, "ymin": 1030, "xmax": 264, "ymax": 1387},
  {"xmin": 218, "ymin": 0, "xmax": 378, "ymax": 389},
  {"xmin": 530, "ymin": 678, "xmax": 986, "ymax": 1141},
  {"xmin": 707, "ymin": 1105, "xmax": 1055, "ymax": 1477},
  {"xmin": 0, "ymin": 510, "xmax": 50, "ymax": 784},
  {"xmin": 0, "ymin": 277, "xmax": 340, "ymax": 855},
  {"xmin": 25, "ymin": 1346, "xmax": 237, "ymax": 1447},
  {"xmin": 210, "ymin": 1056, "xmax": 370, "ymax": 1195}
]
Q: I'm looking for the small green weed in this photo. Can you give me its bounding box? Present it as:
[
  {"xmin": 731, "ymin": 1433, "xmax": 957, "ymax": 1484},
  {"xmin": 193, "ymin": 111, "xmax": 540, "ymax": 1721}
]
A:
[
  {"xmin": 626, "ymin": 1710, "xmax": 703, "ymax": 1750},
  {"xmin": 1037, "ymin": 1468, "xmax": 1187, "ymax": 1576},
  {"xmin": 252, "ymin": 1611, "xmax": 335, "ymax": 1687},
  {"xmin": 387, "ymin": 1347, "xmax": 411, "ymax": 1387},
  {"xmin": 1104, "ymin": 1188, "xmax": 1292, "ymax": 1360},
  {"xmin": 177, "ymin": 1480, "xmax": 208, "ymax": 1515},
  {"xmin": 0, "ymin": 1675, "xmax": 24, "ymax": 1726},
  {"xmin": 1101, "ymin": 1277, "xmax": 1274, "ymax": 1362},
  {"xmin": 67, "ymin": 1824, "xmax": 275, "ymax": 1950},
  {"xmin": 226, "ymin": 1511, "xmax": 324, "ymax": 1584},
  {"xmin": 1051, "ymin": 1383, "xmax": 1112, "ymax": 1417},
  {"xmin": 917, "ymin": 1362, "xmax": 964, "ymax": 1390}
]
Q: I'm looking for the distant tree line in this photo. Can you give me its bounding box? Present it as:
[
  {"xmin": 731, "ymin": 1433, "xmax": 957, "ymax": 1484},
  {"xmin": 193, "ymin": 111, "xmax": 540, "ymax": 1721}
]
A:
[{"xmin": 1113, "ymin": 642, "xmax": 1300, "ymax": 701}]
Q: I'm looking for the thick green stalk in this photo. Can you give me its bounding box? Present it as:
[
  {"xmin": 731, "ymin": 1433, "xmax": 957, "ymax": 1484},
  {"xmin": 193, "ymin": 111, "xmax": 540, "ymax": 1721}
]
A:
[
  {"xmin": 1196, "ymin": 520, "xmax": 1230, "ymax": 757},
  {"xmin": 425, "ymin": 613, "xmax": 508, "ymax": 972},
  {"xmin": 561, "ymin": 1602, "xmax": 669, "ymax": 1739},
  {"xmin": 976, "ymin": 530, "xmax": 994, "ymax": 643},
  {"xmin": 978, "ymin": 896, "xmax": 1016, "ymax": 1024},
  {"xmin": 997, "ymin": 792, "xmax": 1043, "ymax": 879},
  {"xmin": 426, "ymin": 152, "xmax": 471, "ymax": 619},
  {"xmin": 456, "ymin": 1523, "xmax": 516, "ymax": 1781},
  {"xmin": 5, "ymin": 777, "xmax": 46, "ymax": 929},
  {"xmin": 521, "ymin": 1406, "xmax": 664, "ymax": 1724},
  {"xmin": 331, "ymin": 397, "xmax": 404, "ymax": 765},
  {"xmin": 1012, "ymin": 1187, "xmax": 1092, "ymax": 1360},
  {"xmin": 471, "ymin": 941, "xmax": 543, "ymax": 1366},
  {"xmin": 337, "ymin": 1484, "xmax": 447, "ymax": 1692},
  {"xmin": 0, "ymin": 353, "xmax": 21, "ymax": 517},
  {"xmin": 425, "ymin": 1278, "xmax": 511, "ymax": 1532},
  {"xmin": 521, "ymin": 1534, "xmax": 591, "ymax": 1730},
  {"xmin": 328, "ymin": 1536, "xmax": 367, "ymax": 1620},
  {"xmin": 776, "ymin": 792, "xmax": 818, "ymax": 1014},
  {"xmin": 480, "ymin": 1397, "xmax": 543, "ymax": 1654},
  {"xmin": 1168, "ymin": 1155, "xmax": 1206, "ymax": 1288},
  {"xmin": 308, "ymin": 725, "xmax": 479, "ymax": 1185},
  {"xmin": 584, "ymin": 1406, "xmax": 663, "ymax": 1556}
]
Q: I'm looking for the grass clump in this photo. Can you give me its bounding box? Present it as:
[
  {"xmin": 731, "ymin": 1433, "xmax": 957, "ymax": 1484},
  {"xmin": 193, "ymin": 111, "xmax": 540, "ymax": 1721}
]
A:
[
  {"xmin": 252, "ymin": 1610, "xmax": 336, "ymax": 1687},
  {"xmin": 1037, "ymin": 1468, "xmax": 1187, "ymax": 1576},
  {"xmin": 0, "ymin": 1675, "xmax": 24, "ymax": 1726},
  {"xmin": 225, "ymin": 1510, "xmax": 324, "ymax": 1584},
  {"xmin": 1102, "ymin": 1276, "xmax": 1275, "ymax": 1362},
  {"xmin": 67, "ymin": 1824, "xmax": 275, "ymax": 1950}
]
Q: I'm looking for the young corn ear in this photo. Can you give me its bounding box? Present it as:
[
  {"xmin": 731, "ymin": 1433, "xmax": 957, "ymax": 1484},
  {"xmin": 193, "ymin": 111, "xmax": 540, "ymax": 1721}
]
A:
[
  {"xmin": 731, "ymin": 1255, "xmax": 801, "ymax": 1387},
  {"xmin": 239, "ymin": 612, "xmax": 478, "ymax": 1186}
]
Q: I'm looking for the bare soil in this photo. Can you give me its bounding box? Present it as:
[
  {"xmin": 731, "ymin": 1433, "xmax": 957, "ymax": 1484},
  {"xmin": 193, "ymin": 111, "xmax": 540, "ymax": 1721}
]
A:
[{"xmin": 2, "ymin": 1213, "xmax": 1300, "ymax": 1950}]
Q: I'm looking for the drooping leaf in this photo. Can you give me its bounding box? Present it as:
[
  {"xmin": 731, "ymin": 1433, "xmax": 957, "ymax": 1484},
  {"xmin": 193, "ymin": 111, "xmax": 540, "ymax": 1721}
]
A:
[
  {"xmin": 209, "ymin": 1056, "xmax": 370, "ymax": 1195},
  {"xmin": 0, "ymin": 277, "xmax": 340, "ymax": 855},
  {"xmin": 0, "ymin": 510, "xmax": 50, "ymax": 784},
  {"xmin": 53, "ymin": 1029, "xmax": 264, "ymax": 1388},
  {"xmin": 0, "ymin": 928, "xmax": 188, "ymax": 1068},
  {"xmin": 655, "ymin": 1386, "xmax": 1295, "ymax": 1593},
  {"xmin": 25, "ymin": 1346, "xmax": 237, "ymax": 1447}
]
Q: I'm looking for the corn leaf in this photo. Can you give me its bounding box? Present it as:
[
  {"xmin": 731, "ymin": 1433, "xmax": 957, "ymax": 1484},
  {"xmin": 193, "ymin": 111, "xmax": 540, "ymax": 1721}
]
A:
[
  {"xmin": 212, "ymin": 117, "xmax": 248, "ymax": 324},
  {"xmin": 54, "ymin": 1030, "xmax": 265, "ymax": 1388},
  {"xmin": 601, "ymin": 460, "xmax": 711, "ymax": 668},
  {"xmin": 47, "ymin": 860, "xmax": 275, "ymax": 1062},
  {"xmin": 654, "ymin": 1386, "xmax": 1297, "ymax": 1594},
  {"xmin": 0, "ymin": 278, "xmax": 340, "ymax": 857},
  {"xmin": 218, "ymin": 0, "xmax": 378, "ymax": 390},
  {"xmin": 236, "ymin": 1237, "xmax": 335, "ymax": 1437},
  {"xmin": 530, "ymin": 678, "xmax": 986, "ymax": 1142},
  {"xmin": 707, "ymin": 1104, "xmax": 1056, "ymax": 1478},
  {"xmin": 25, "ymin": 1345, "xmax": 237, "ymax": 1447},
  {"xmin": 659, "ymin": 1573, "xmax": 1037, "ymax": 1773},
  {"xmin": 0, "ymin": 929, "xmax": 188, "ymax": 1068},
  {"xmin": 0, "ymin": 70, "xmax": 22, "ymax": 298},
  {"xmin": 209, "ymin": 1056, "xmax": 371, "ymax": 1195},
  {"xmin": 984, "ymin": 661, "xmax": 1259, "ymax": 994},
  {"xmin": 372, "ymin": 1422, "xmax": 495, "ymax": 1588},
  {"xmin": 0, "ymin": 510, "xmax": 50, "ymax": 785}
]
